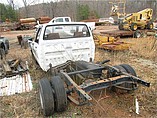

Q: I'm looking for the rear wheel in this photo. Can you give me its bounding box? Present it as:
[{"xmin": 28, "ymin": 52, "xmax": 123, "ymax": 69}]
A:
[
  {"xmin": 119, "ymin": 64, "xmax": 136, "ymax": 76},
  {"xmin": 134, "ymin": 30, "xmax": 142, "ymax": 38},
  {"xmin": 119, "ymin": 64, "xmax": 137, "ymax": 90},
  {"xmin": 147, "ymin": 22, "xmax": 153, "ymax": 29},
  {"xmin": 51, "ymin": 76, "xmax": 67, "ymax": 112},
  {"xmin": 39, "ymin": 78, "xmax": 54, "ymax": 116},
  {"xmin": 131, "ymin": 23, "xmax": 138, "ymax": 31},
  {"xmin": 107, "ymin": 64, "xmax": 137, "ymax": 92}
]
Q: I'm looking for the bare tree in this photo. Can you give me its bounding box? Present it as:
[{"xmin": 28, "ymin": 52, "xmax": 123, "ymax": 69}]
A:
[
  {"xmin": 22, "ymin": 0, "xmax": 37, "ymax": 17},
  {"xmin": 49, "ymin": 0, "xmax": 59, "ymax": 18},
  {"xmin": 7, "ymin": 0, "xmax": 15, "ymax": 9},
  {"xmin": 18, "ymin": 0, "xmax": 157, "ymax": 20}
]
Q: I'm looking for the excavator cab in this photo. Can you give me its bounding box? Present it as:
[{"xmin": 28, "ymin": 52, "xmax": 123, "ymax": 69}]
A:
[{"xmin": 119, "ymin": 8, "xmax": 154, "ymax": 31}]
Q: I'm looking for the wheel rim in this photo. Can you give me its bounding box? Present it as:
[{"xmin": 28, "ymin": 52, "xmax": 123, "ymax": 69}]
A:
[
  {"xmin": 150, "ymin": 24, "xmax": 153, "ymax": 29},
  {"xmin": 136, "ymin": 32, "xmax": 141, "ymax": 38},
  {"xmin": 134, "ymin": 25, "xmax": 137, "ymax": 30}
]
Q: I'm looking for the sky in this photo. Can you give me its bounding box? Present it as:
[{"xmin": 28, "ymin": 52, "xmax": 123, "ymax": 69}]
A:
[{"xmin": 0, "ymin": 0, "xmax": 54, "ymax": 8}]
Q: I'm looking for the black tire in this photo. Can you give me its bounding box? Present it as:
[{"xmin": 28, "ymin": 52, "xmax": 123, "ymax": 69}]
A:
[
  {"xmin": 147, "ymin": 22, "xmax": 153, "ymax": 30},
  {"xmin": 39, "ymin": 78, "xmax": 54, "ymax": 116},
  {"xmin": 119, "ymin": 64, "xmax": 137, "ymax": 90},
  {"xmin": 107, "ymin": 64, "xmax": 137, "ymax": 92},
  {"xmin": 50, "ymin": 76, "xmax": 67, "ymax": 112},
  {"xmin": 4, "ymin": 45, "xmax": 8, "ymax": 54},
  {"xmin": 118, "ymin": 24, "xmax": 124, "ymax": 30},
  {"xmin": 107, "ymin": 65, "xmax": 127, "ymax": 93},
  {"xmin": 119, "ymin": 64, "xmax": 137, "ymax": 76},
  {"xmin": 5, "ymin": 40, "xmax": 9, "ymax": 50},
  {"xmin": 134, "ymin": 30, "xmax": 142, "ymax": 38},
  {"xmin": 130, "ymin": 23, "xmax": 138, "ymax": 31},
  {"xmin": 0, "ymin": 48, "xmax": 5, "ymax": 60}
]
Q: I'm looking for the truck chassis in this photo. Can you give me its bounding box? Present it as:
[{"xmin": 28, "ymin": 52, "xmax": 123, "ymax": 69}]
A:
[{"xmin": 39, "ymin": 60, "xmax": 150, "ymax": 116}]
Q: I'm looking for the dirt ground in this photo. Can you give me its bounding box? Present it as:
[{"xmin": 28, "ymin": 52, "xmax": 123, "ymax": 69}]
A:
[{"xmin": 0, "ymin": 26, "xmax": 157, "ymax": 117}]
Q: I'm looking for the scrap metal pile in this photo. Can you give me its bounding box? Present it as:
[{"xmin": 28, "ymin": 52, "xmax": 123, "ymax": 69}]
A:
[
  {"xmin": 94, "ymin": 34, "xmax": 130, "ymax": 50},
  {"xmin": 0, "ymin": 59, "xmax": 32, "ymax": 96}
]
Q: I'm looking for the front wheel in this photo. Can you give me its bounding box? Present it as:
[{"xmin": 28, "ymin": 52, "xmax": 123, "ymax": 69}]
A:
[
  {"xmin": 134, "ymin": 30, "xmax": 142, "ymax": 38},
  {"xmin": 131, "ymin": 23, "xmax": 138, "ymax": 31},
  {"xmin": 147, "ymin": 22, "xmax": 153, "ymax": 29}
]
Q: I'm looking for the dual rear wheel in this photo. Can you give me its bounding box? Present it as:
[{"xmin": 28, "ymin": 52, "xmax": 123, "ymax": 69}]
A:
[{"xmin": 39, "ymin": 76, "xmax": 67, "ymax": 116}]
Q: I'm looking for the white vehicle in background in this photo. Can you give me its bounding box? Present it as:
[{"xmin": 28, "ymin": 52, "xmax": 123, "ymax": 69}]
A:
[
  {"xmin": 35, "ymin": 17, "xmax": 71, "ymax": 30},
  {"xmin": 49, "ymin": 17, "xmax": 72, "ymax": 23},
  {"xmin": 99, "ymin": 17, "xmax": 114, "ymax": 24},
  {"xmin": 48, "ymin": 17, "xmax": 95, "ymax": 31},
  {"xmin": 30, "ymin": 22, "xmax": 95, "ymax": 71}
]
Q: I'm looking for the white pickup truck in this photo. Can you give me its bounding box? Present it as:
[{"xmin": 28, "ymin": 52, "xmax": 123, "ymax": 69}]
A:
[
  {"xmin": 48, "ymin": 17, "xmax": 95, "ymax": 31},
  {"xmin": 49, "ymin": 17, "xmax": 72, "ymax": 23},
  {"xmin": 30, "ymin": 22, "xmax": 95, "ymax": 71},
  {"xmin": 30, "ymin": 21, "xmax": 150, "ymax": 117}
]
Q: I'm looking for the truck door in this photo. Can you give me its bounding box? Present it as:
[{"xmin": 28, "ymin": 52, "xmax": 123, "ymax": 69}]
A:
[{"xmin": 32, "ymin": 28, "xmax": 41, "ymax": 61}]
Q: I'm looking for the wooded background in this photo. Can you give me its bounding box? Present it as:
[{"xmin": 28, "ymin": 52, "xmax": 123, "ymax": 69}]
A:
[
  {"xmin": 0, "ymin": 0, "xmax": 157, "ymax": 22},
  {"xmin": 19, "ymin": 0, "xmax": 157, "ymax": 21}
]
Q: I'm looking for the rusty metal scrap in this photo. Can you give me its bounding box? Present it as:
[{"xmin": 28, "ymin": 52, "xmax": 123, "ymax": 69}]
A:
[
  {"xmin": 0, "ymin": 72, "xmax": 32, "ymax": 96},
  {"xmin": 0, "ymin": 59, "xmax": 32, "ymax": 96},
  {"xmin": 0, "ymin": 59, "xmax": 28, "ymax": 78},
  {"xmin": 94, "ymin": 34, "xmax": 131, "ymax": 50}
]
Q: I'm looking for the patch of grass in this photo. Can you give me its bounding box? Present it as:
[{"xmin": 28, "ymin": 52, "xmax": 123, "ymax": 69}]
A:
[
  {"xmin": 1, "ymin": 30, "xmax": 157, "ymax": 117},
  {"xmin": 129, "ymin": 37, "xmax": 157, "ymax": 61}
]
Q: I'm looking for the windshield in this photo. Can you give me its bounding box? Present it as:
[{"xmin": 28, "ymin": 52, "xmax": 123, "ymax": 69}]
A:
[{"xmin": 44, "ymin": 24, "xmax": 90, "ymax": 40}]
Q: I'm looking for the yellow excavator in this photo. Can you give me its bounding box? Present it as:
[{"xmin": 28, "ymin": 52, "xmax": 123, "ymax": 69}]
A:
[
  {"xmin": 118, "ymin": 8, "xmax": 154, "ymax": 31},
  {"xmin": 110, "ymin": 0, "xmax": 154, "ymax": 31}
]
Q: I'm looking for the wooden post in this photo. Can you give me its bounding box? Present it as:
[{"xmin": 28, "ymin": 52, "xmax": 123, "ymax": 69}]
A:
[{"xmin": 2, "ymin": 59, "xmax": 12, "ymax": 75}]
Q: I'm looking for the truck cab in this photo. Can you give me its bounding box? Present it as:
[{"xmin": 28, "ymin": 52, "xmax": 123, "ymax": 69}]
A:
[
  {"xmin": 30, "ymin": 22, "xmax": 95, "ymax": 71},
  {"xmin": 49, "ymin": 17, "xmax": 71, "ymax": 23},
  {"xmin": 48, "ymin": 17, "xmax": 95, "ymax": 31}
]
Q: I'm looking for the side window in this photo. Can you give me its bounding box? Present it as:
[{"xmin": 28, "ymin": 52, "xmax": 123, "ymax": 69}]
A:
[
  {"xmin": 140, "ymin": 14, "xmax": 142, "ymax": 19},
  {"xmin": 35, "ymin": 28, "xmax": 41, "ymax": 43},
  {"xmin": 55, "ymin": 18, "xmax": 63, "ymax": 22},
  {"xmin": 65, "ymin": 18, "xmax": 69, "ymax": 22}
]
